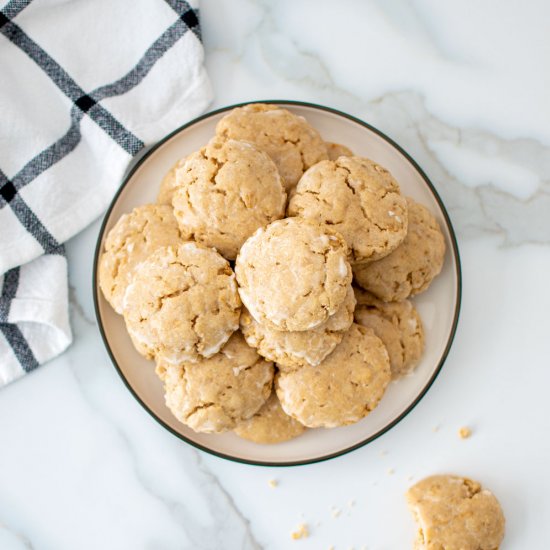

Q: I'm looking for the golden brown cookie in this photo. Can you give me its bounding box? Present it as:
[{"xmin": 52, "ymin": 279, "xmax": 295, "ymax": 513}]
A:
[
  {"xmin": 172, "ymin": 138, "xmax": 286, "ymax": 260},
  {"xmin": 275, "ymin": 324, "xmax": 391, "ymax": 428},
  {"xmin": 123, "ymin": 242, "xmax": 241, "ymax": 363},
  {"xmin": 288, "ymin": 156, "xmax": 408, "ymax": 264},
  {"xmin": 326, "ymin": 142, "xmax": 353, "ymax": 160},
  {"xmin": 406, "ymin": 475, "xmax": 505, "ymax": 550},
  {"xmin": 354, "ymin": 288, "xmax": 424, "ymax": 379},
  {"xmin": 235, "ymin": 218, "xmax": 352, "ymax": 332},
  {"xmin": 157, "ymin": 332, "xmax": 274, "ymax": 434},
  {"xmin": 240, "ymin": 285, "xmax": 356, "ymax": 368},
  {"xmin": 234, "ymin": 391, "xmax": 306, "ymax": 444},
  {"xmin": 98, "ymin": 204, "xmax": 182, "ymax": 314},
  {"xmin": 353, "ymin": 198, "xmax": 446, "ymax": 301},
  {"xmin": 215, "ymin": 103, "xmax": 328, "ymax": 191},
  {"xmin": 157, "ymin": 157, "xmax": 187, "ymax": 205}
]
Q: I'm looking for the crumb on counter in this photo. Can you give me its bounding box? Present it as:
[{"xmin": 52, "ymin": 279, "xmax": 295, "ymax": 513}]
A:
[
  {"xmin": 331, "ymin": 507, "xmax": 341, "ymax": 518},
  {"xmin": 432, "ymin": 425, "xmax": 440, "ymax": 432},
  {"xmin": 291, "ymin": 523, "xmax": 309, "ymax": 540},
  {"xmin": 348, "ymin": 499, "xmax": 356, "ymax": 507},
  {"xmin": 459, "ymin": 426, "xmax": 472, "ymax": 439},
  {"xmin": 268, "ymin": 478, "xmax": 278, "ymax": 488},
  {"xmin": 387, "ymin": 468, "xmax": 395, "ymax": 475},
  {"xmin": 379, "ymin": 449, "xmax": 388, "ymax": 456}
]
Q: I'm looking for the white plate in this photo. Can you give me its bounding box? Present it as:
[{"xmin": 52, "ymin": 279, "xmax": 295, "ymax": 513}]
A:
[{"xmin": 93, "ymin": 101, "xmax": 461, "ymax": 466}]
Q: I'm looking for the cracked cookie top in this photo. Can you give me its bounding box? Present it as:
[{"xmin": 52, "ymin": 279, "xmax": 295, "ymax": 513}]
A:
[
  {"xmin": 353, "ymin": 198, "xmax": 446, "ymax": 301},
  {"xmin": 122, "ymin": 242, "xmax": 241, "ymax": 363},
  {"xmin": 215, "ymin": 103, "xmax": 328, "ymax": 191},
  {"xmin": 240, "ymin": 284, "xmax": 356, "ymax": 369},
  {"xmin": 98, "ymin": 204, "xmax": 182, "ymax": 314},
  {"xmin": 157, "ymin": 157, "xmax": 187, "ymax": 205},
  {"xmin": 156, "ymin": 331, "xmax": 274, "ymax": 433},
  {"xmin": 235, "ymin": 218, "xmax": 352, "ymax": 332},
  {"xmin": 172, "ymin": 138, "xmax": 286, "ymax": 260},
  {"xmin": 354, "ymin": 287, "xmax": 424, "ymax": 379},
  {"xmin": 406, "ymin": 475, "xmax": 505, "ymax": 550},
  {"xmin": 288, "ymin": 156, "xmax": 408, "ymax": 264},
  {"xmin": 275, "ymin": 324, "xmax": 391, "ymax": 428},
  {"xmin": 234, "ymin": 391, "xmax": 306, "ymax": 444}
]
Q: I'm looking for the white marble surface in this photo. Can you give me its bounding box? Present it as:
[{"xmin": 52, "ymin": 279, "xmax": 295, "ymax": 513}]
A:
[{"xmin": 1, "ymin": 1, "xmax": 549, "ymax": 548}]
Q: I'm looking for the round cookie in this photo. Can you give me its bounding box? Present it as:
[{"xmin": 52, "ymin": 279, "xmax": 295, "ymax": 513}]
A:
[
  {"xmin": 326, "ymin": 142, "xmax": 353, "ymax": 160},
  {"xmin": 288, "ymin": 156, "xmax": 408, "ymax": 264},
  {"xmin": 235, "ymin": 218, "xmax": 352, "ymax": 332},
  {"xmin": 234, "ymin": 392, "xmax": 306, "ymax": 444},
  {"xmin": 276, "ymin": 324, "xmax": 391, "ymax": 428},
  {"xmin": 172, "ymin": 138, "xmax": 286, "ymax": 260},
  {"xmin": 215, "ymin": 103, "xmax": 328, "ymax": 191},
  {"xmin": 354, "ymin": 288, "xmax": 424, "ymax": 379},
  {"xmin": 123, "ymin": 242, "xmax": 241, "ymax": 363},
  {"xmin": 406, "ymin": 475, "xmax": 505, "ymax": 550},
  {"xmin": 98, "ymin": 204, "xmax": 182, "ymax": 314},
  {"xmin": 353, "ymin": 198, "xmax": 446, "ymax": 301},
  {"xmin": 240, "ymin": 285, "xmax": 356, "ymax": 369},
  {"xmin": 157, "ymin": 332, "xmax": 274, "ymax": 434},
  {"xmin": 157, "ymin": 157, "xmax": 186, "ymax": 205}
]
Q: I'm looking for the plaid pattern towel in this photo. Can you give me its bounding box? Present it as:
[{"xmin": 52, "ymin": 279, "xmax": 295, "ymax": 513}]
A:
[{"xmin": 0, "ymin": 0, "xmax": 212, "ymax": 387}]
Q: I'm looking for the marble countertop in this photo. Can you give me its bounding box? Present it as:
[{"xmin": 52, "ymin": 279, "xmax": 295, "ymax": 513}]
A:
[{"xmin": 1, "ymin": 1, "xmax": 549, "ymax": 548}]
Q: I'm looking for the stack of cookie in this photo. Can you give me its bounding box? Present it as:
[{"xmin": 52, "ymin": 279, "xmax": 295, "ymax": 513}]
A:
[{"xmin": 98, "ymin": 103, "xmax": 446, "ymax": 444}]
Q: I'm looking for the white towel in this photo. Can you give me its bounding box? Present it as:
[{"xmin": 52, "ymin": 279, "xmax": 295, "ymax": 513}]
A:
[{"xmin": 0, "ymin": 0, "xmax": 212, "ymax": 387}]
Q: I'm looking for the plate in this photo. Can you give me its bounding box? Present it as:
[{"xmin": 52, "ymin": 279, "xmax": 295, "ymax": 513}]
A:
[{"xmin": 93, "ymin": 101, "xmax": 461, "ymax": 466}]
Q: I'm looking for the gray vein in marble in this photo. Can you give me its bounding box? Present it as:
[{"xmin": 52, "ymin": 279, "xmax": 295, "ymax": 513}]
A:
[
  {"xmin": 207, "ymin": 1, "xmax": 549, "ymax": 245},
  {"xmin": 0, "ymin": 520, "xmax": 34, "ymax": 549},
  {"xmin": 68, "ymin": 284, "xmax": 95, "ymax": 327},
  {"xmin": 63, "ymin": 313, "xmax": 262, "ymax": 550}
]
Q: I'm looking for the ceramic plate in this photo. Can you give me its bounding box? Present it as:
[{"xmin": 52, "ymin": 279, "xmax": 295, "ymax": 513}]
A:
[{"xmin": 93, "ymin": 101, "xmax": 461, "ymax": 466}]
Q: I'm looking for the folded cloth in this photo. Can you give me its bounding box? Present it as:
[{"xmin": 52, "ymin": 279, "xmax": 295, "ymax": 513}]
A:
[{"xmin": 0, "ymin": 0, "xmax": 213, "ymax": 387}]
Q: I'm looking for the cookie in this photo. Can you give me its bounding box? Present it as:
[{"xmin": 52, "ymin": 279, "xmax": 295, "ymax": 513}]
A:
[
  {"xmin": 240, "ymin": 284, "xmax": 356, "ymax": 369},
  {"xmin": 406, "ymin": 475, "xmax": 505, "ymax": 550},
  {"xmin": 354, "ymin": 288, "xmax": 424, "ymax": 379},
  {"xmin": 353, "ymin": 198, "xmax": 446, "ymax": 301},
  {"xmin": 172, "ymin": 138, "xmax": 286, "ymax": 260},
  {"xmin": 326, "ymin": 142, "xmax": 353, "ymax": 160},
  {"xmin": 157, "ymin": 157, "xmax": 186, "ymax": 205},
  {"xmin": 123, "ymin": 242, "xmax": 241, "ymax": 363},
  {"xmin": 98, "ymin": 204, "xmax": 182, "ymax": 314},
  {"xmin": 288, "ymin": 156, "xmax": 408, "ymax": 264},
  {"xmin": 157, "ymin": 332, "xmax": 274, "ymax": 434},
  {"xmin": 234, "ymin": 391, "xmax": 306, "ymax": 444},
  {"xmin": 235, "ymin": 218, "xmax": 352, "ymax": 332},
  {"xmin": 276, "ymin": 324, "xmax": 391, "ymax": 428},
  {"xmin": 215, "ymin": 103, "xmax": 328, "ymax": 191}
]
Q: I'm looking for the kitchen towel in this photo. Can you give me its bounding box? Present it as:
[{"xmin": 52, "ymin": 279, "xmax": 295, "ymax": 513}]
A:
[{"xmin": 0, "ymin": 0, "xmax": 212, "ymax": 387}]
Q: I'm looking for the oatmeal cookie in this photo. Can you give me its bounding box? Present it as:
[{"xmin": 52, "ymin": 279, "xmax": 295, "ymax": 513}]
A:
[
  {"xmin": 235, "ymin": 218, "xmax": 351, "ymax": 331},
  {"xmin": 406, "ymin": 474, "xmax": 505, "ymax": 550},
  {"xmin": 234, "ymin": 391, "xmax": 306, "ymax": 444},
  {"xmin": 123, "ymin": 242, "xmax": 241, "ymax": 363},
  {"xmin": 157, "ymin": 332, "xmax": 274, "ymax": 433},
  {"xmin": 215, "ymin": 103, "xmax": 328, "ymax": 191},
  {"xmin": 275, "ymin": 324, "xmax": 390, "ymax": 428},
  {"xmin": 172, "ymin": 138, "xmax": 286, "ymax": 260},
  {"xmin": 98, "ymin": 204, "xmax": 182, "ymax": 314},
  {"xmin": 353, "ymin": 198, "xmax": 445, "ymax": 301},
  {"xmin": 288, "ymin": 156, "xmax": 408, "ymax": 264}
]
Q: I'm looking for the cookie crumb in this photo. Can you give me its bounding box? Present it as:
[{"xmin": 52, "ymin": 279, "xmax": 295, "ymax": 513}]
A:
[
  {"xmin": 459, "ymin": 426, "xmax": 472, "ymax": 439},
  {"xmin": 331, "ymin": 507, "xmax": 341, "ymax": 518},
  {"xmin": 432, "ymin": 425, "xmax": 440, "ymax": 432},
  {"xmin": 408, "ymin": 475, "xmax": 414, "ymax": 481},
  {"xmin": 268, "ymin": 478, "xmax": 278, "ymax": 488},
  {"xmin": 291, "ymin": 523, "xmax": 309, "ymax": 540},
  {"xmin": 387, "ymin": 468, "xmax": 395, "ymax": 475},
  {"xmin": 348, "ymin": 499, "xmax": 356, "ymax": 507}
]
